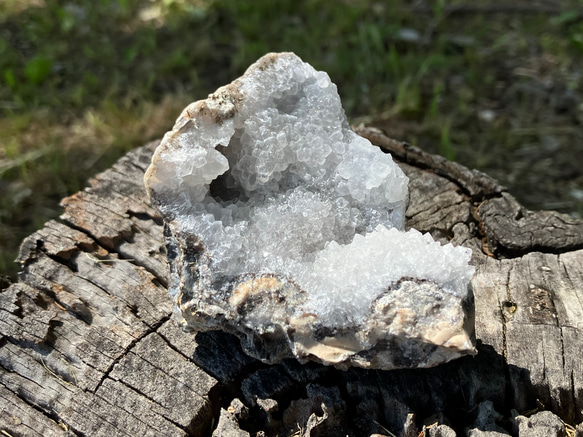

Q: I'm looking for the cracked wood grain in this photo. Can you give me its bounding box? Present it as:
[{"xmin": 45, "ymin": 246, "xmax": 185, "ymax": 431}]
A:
[{"xmin": 1, "ymin": 130, "xmax": 583, "ymax": 436}]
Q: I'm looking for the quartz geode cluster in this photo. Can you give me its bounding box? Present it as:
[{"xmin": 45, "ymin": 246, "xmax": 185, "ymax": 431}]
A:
[{"xmin": 144, "ymin": 52, "xmax": 476, "ymax": 370}]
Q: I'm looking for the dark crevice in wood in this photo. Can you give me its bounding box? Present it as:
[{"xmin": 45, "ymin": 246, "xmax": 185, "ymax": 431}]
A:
[
  {"xmin": 156, "ymin": 330, "xmax": 226, "ymax": 384},
  {"xmin": 0, "ymin": 275, "xmax": 12, "ymax": 292},
  {"xmin": 132, "ymin": 345, "xmax": 212, "ymax": 403},
  {"xmin": 237, "ymin": 365, "xmax": 346, "ymax": 434},
  {"xmin": 541, "ymin": 349, "xmax": 548, "ymax": 390},
  {"xmin": 41, "ymin": 319, "xmax": 66, "ymax": 351},
  {"xmin": 0, "ymin": 336, "xmax": 8, "ymax": 350},
  {"xmin": 119, "ymin": 158, "xmax": 150, "ymax": 173},
  {"xmin": 372, "ymin": 369, "xmax": 393, "ymax": 432},
  {"xmin": 62, "ymin": 198, "xmax": 133, "ymax": 251},
  {"xmin": 57, "ymin": 217, "xmax": 116, "ymax": 253},
  {"xmin": 92, "ymin": 314, "xmax": 171, "ymax": 394},
  {"xmin": 127, "ymin": 160, "xmax": 150, "ymax": 173},
  {"xmin": 20, "ymin": 277, "xmax": 91, "ymax": 327},
  {"xmin": 509, "ymin": 320, "xmax": 579, "ymax": 329},
  {"xmin": 502, "ymin": 265, "xmax": 512, "ymax": 361},
  {"xmin": 493, "ymin": 242, "xmax": 583, "ymax": 260},
  {"xmin": 149, "ymin": 276, "xmax": 166, "ymax": 290},
  {"xmin": 559, "ymin": 333, "xmax": 569, "ymax": 412},
  {"xmin": 570, "ymin": 369, "xmax": 577, "ymax": 424},
  {"xmin": 15, "ymin": 239, "xmax": 42, "ymax": 272},
  {"xmin": 212, "ymin": 364, "xmax": 267, "ymax": 411},
  {"xmin": 559, "ymin": 257, "xmax": 573, "ymax": 285},
  {"xmin": 59, "ymin": 215, "xmax": 170, "ymax": 291},
  {"xmin": 472, "ymin": 204, "xmax": 492, "ymax": 249},
  {"xmin": 50, "ymin": 266, "xmax": 144, "ymax": 328},
  {"xmin": 423, "ymin": 226, "xmax": 456, "ymax": 240},
  {"xmin": 117, "ymin": 235, "xmax": 169, "ymax": 289},
  {"xmin": 127, "ymin": 210, "xmax": 164, "ymax": 227},
  {"xmin": 2, "ymin": 300, "xmax": 24, "ymax": 320},
  {"xmin": 558, "ymin": 329, "xmax": 568, "ymax": 393},
  {"xmin": 336, "ymin": 370, "xmax": 363, "ymax": 434},
  {"xmin": 44, "ymin": 252, "xmax": 79, "ymax": 274},
  {"xmin": 155, "ymin": 331, "xmax": 227, "ymax": 427},
  {"xmin": 20, "ymin": 231, "xmax": 83, "ymax": 275}
]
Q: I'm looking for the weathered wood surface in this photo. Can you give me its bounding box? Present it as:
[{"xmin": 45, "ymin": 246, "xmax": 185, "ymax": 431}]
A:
[{"xmin": 1, "ymin": 126, "xmax": 583, "ymax": 437}]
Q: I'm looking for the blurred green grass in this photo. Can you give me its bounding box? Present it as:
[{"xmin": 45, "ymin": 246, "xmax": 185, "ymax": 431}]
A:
[{"xmin": 1, "ymin": 0, "xmax": 583, "ymax": 280}]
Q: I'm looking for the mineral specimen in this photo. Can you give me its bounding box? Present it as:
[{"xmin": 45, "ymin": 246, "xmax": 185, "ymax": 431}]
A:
[{"xmin": 144, "ymin": 52, "xmax": 476, "ymax": 370}]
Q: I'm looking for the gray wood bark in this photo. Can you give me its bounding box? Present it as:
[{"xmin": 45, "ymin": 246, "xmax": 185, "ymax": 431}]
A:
[{"xmin": 1, "ymin": 126, "xmax": 582, "ymax": 437}]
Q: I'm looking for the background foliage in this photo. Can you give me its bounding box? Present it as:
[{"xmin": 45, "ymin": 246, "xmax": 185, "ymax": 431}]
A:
[{"xmin": 1, "ymin": 0, "xmax": 583, "ymax": 279}]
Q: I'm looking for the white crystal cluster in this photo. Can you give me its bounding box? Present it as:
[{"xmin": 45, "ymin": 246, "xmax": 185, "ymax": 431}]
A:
[
  {"xmin": 145, "ymin": 53, "xmax": 475, "ymax": 349},
  {"xmin": 304, "ymin": 226, "xmax": 473, "ymax": 325}
]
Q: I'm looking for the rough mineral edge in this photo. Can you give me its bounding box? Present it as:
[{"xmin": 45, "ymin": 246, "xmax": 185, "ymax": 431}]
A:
[{"xmin": 144, "ymin": 52, "xmax": 476, "ymax": 370}]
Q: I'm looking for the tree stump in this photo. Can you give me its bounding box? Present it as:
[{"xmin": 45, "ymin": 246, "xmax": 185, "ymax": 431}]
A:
[{"xmin": 1, "ymin": 126, "xmax": 583, "ymax": 437}]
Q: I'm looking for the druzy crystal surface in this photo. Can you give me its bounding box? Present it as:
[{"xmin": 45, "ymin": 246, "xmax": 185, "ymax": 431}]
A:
[{"xmin": 145, "ymin": 52, "xmax": 476, "ymax": 369}]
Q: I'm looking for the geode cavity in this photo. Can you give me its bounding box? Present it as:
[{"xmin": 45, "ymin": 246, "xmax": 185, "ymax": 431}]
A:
[{"xmin": 144, "ymin": 52, "xmax": 476, "ymax": 370}]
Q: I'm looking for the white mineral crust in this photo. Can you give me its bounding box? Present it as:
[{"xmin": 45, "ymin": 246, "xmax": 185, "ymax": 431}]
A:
[{"xmin": 145, "ymin": 52, "xmax": 477, "ymax": 370}]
